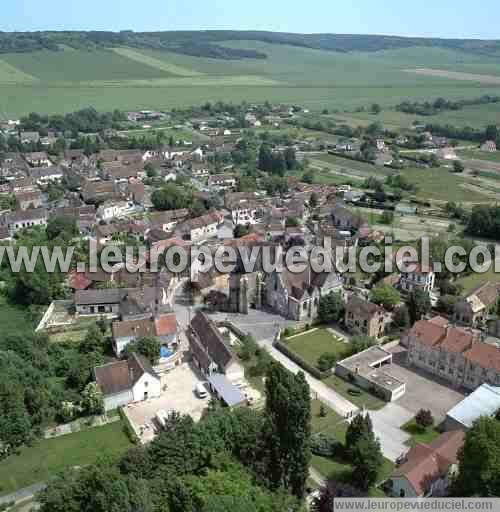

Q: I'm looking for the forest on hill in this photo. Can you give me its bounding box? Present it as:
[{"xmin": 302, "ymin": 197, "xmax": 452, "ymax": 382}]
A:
[{"xmin": 1, "ymin": 30, "xmax": 500, "ymax": 59}]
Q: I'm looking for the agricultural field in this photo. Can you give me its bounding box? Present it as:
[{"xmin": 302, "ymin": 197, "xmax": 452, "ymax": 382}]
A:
[{"xmin": 1, "ymin": 42, "xmax": 500, "ymax": 116}]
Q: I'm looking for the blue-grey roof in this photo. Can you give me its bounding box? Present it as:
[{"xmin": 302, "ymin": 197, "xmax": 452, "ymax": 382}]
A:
[
  {"xmin": 207, "ymin": 373, "xmax": 245, "ymax": 407},
  {"xmin": 447, "ymin": 384, "xmax": 500, "ymax": 428}
]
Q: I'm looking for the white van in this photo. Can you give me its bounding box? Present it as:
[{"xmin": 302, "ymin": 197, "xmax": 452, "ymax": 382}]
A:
[{"xmin": 195, "ymin": 382, "xmax": 208, "ymax": 399}]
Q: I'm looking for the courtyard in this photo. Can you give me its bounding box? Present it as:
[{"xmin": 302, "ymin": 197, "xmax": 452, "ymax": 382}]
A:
[
  {"xmin": 123, "ymin": 362, "xmax": 209, "ymax": 443},
  {"xmin": 387, "ymin": 346, "xmax": 465, "ymax": 422}
]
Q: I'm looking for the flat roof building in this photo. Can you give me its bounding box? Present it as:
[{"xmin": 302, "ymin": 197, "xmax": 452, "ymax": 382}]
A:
[{"xmin": 335, "ymin": 346, "xmax": 406, "ymax": 402}]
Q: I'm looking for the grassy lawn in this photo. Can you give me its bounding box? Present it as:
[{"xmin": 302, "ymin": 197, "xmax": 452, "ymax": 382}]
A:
[
  {"xmin": 457, "ymin": 266, "xmax": 500, "ymax": 294},
  {"xmin": 0, "ymin": 421, "xmax": 133, "ymax": 496},
  {"xmin": 324, "ymin": 374, "xmax": 386, "ymax": 411},
  {"xmin": 284, "ymin": 329, "xmax": 350, "ymax": 369},
  {"xmin": 311, "ymin": 399, "xmax": 347, "ymax": 442},
  {"xmin": 402, "ymin": 419, "xmax": 441, "ymax": 447}
]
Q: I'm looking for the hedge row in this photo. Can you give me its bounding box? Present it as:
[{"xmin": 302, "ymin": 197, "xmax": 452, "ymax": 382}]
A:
[{"xmin": 273, "ymin": 340, "xmax": 331, "ymax": 380}]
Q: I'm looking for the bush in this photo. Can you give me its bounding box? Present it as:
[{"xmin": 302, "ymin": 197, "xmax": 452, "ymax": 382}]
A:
[
  {"xmin": 317, "ymin": 352, "xmax": 338, "ymax": 372},
  {"xmin": 311, "ymin": 433, "xmax": 343, "ymax": 458},
  {"xmin": 415, "ymin": 409, "xmax": 434, "ymax": 429}
]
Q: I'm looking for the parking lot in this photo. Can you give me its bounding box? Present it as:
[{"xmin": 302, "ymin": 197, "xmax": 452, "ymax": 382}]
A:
[
  {"xmin": 388, "ymin": 346, "xmax": 465, "ymax": 422},
  {"xmin": 123, "ymin": 362, "xmax": 209, "ymax": 443}
]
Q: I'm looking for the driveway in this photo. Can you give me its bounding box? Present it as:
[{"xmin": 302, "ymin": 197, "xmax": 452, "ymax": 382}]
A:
[
  {"xmin": 369, "ymin": 403, "xmax": 414, "ymax": 462},
  {"xmin": 123, "ymin": 363, "xmax": 209, "ymax": 443}
]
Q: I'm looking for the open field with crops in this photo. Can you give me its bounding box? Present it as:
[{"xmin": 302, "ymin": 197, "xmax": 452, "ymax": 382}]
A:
[{"xmin": 1, "ymin": 41, "xmax": 500, "ymax": 116}]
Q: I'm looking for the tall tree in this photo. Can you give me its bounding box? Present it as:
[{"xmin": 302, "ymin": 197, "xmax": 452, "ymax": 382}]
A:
[
  {"xmin": 452, "ymin": 417, "xmax": 500, "ymax": 497},
  {"xmin": 350, "ymin": 436, "xmax": 383, "ymax": 491},
  {"xmin": 345, "ymin": 413, "xmax": 374, "ymax": 455},
  {"xmin": 407, "ymin": 289, "xmax": 432, "ymax": 324},
  {"xmin": 263, "ymin": 362, "xmax": 311, "ymax": 498}
]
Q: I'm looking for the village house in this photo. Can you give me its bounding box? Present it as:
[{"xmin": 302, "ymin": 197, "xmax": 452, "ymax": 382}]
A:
[
  {"xmin": 96, "ymin": 200, "xmax": 135, "ymax": 221},
  {"xmin": 190, "ymin": 162, "xmax": 210, "ymax": 178},
  {"xmin": 19, "ymin": 131, "xmax": 40, "ymax": 144},
  {"xmin": 453, "ymin": 281, "xmax": 500, "ymax": 327},
  {"xmin": 390, "ymin": 430, "xmax": 464, "ymax": 497},
  {"xmin": 112, "ymin": 313, "xmax": 178, "ymax": 356},
  {"xmin": 207, "ymin": 173, "xmax": 237, "ymax": 191},
  {"xmin": 150, "ymin": 209, "xmax": 189, "ymax": 232},
  {"xmin": 29, "ymin": 166, "xmax": 64, "ymax": 185},
  {"xmin": 0, "ymin": 208, "xmax": 48, "ymax": 234},
  {"xmin": 94, "ymin": 352, "xmax": 161, "ymax": 411},
  {"xmin": 81, "ymin": 180, "xmax": 119, "ymax": 203},
  {"xmin": 480, "ymin": 140, "xmax": 497, "ymax": 152},
  {"xmin": 399, "ymin": 264, "xmax": 436, "ymax": 294},
  {"xmin": 404, "ymin": 316, "xmax": 500, "ymax": 390},
  {"xmin": 14, "ymin": 190, "xmax": 43, "ymax": 210},
  {"xmin": 24, "ymin": 151, "xmax": 52, "ymax": 167},
  {"xmin": 74, "ymin": 286, "xmax": 166, "ymax": 317},
  {"xmin": 344, "ymin": 295, "xmax": 388, "ymax": 339},
  {"xmin": 174, "ymin": 211, "xmax": 222, "ymax": 243},
  {"xmin": 188, "ymin": 311, "xmax": 245, "ymax": 383}
]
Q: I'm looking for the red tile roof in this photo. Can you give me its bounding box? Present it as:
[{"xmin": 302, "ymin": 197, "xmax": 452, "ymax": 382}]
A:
[
  {"xmin": 392, "ymin": 431, "xmax": 464, "ymax": 496},
  {"xmin": 409, "ymin": 320, "xmax": 446, "ymax": 347},
  {"xmin": 69, "ymin": 271, "xmax": 92, "ymax": 291},
  {"xmin": 464, "ymin": 343, "xmax": 500, "ymax": 372},
  {"xmin": 439, "ymin": 327, "xmax": 474, "ymax": 354},
  {"xmin": 154, "ymin": 313, "xmax": 177, "ymax": 337}
]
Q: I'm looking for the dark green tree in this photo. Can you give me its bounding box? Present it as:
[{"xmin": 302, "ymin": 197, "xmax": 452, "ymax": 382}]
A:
[
  {"xmin": 262, "ymin": 362, "xmax": 311, "ymax": 498},
  {"xmin": 407, "ymin": 289, "xmax": 432, "ymax": 324},
  {"xmin": 318, "ymin": 292, "xmax": 344, "ymax": 324},
  {"xmin": 452, "ymin": 416, "xmax": 500, "ymax": 497}
]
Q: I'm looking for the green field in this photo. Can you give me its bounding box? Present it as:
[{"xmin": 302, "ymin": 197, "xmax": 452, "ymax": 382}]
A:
[
  {"xmin": 0, "ymin": 421, "xmax": 132, "ymax": 496},
  {"xmin": 458, "ymin": 149, "xmax": 500, "ymax": 163},
  {"xmin": 2, "ymin": 41, "xmax": 500, "ymax": 117},
  {"xmin": 285, "ymin": 329, "xmax": 350, "ymax": 368}
]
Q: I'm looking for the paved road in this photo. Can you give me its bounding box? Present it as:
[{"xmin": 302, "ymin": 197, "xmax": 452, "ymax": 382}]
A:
[{"xmin": 0, "ymin": 482, "xmax": 45, "ymax": 507}]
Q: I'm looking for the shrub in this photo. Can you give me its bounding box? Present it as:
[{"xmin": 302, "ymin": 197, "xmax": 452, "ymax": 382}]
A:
[
  {"xmin": 415, "ymin": 409, "xmax": 434, "ymax": 429},
  {"xmin": 311, "ymin": 433, "xmax": 343, "ymax": 458},
  {"xmin": 317, "ymin": 352, "xmax": 338, "ymax": 372}
]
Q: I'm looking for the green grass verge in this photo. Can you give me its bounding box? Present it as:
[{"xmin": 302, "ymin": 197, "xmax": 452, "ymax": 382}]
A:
[
  {"xmin": 0, "ymin": 421, "xmax": 133, "ymax": 496},
  {"xmin": 402, "ymin": 419, "xmax": 441, "ymax": 447},
  {"xmin": 324, "ymin": 375, "xmax": 386, "ymax": 411}
]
